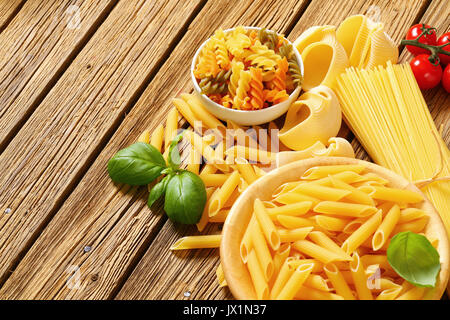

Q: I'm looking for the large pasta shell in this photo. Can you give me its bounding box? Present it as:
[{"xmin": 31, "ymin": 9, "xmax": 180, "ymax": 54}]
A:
[
  {"xmin": 293, "ymin": 25, "xmax": 336, "ymax": 54},
  {"xmin": 278, "ymin": 85, "xmax": 342, "ymax": 150},
  {"xmin": 300, "ymin": 29, "xmax": 349, "ymax": 90},
  {"xmin": 364, "ymin": 25, "xmax": 398, "ymax": 69}
]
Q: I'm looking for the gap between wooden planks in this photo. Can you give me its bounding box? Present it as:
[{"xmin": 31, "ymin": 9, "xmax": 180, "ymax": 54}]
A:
[
  {"xmin": 114, "ymin": 0, "xmax": 436, "ymax": 300},
  {"xmin": 0, "ymin": 0, "xmax": 25, "ymax": 33},
  {"xmin": 0, "ymin": 0, "xmax": 310, "ymax": 300},
  {"xmin": 0, "ymin": 0, "xmax": 119, "ymax": 152},
  {"xmin": 0, "ymin": 0, "xmax": 207, "ymax": 293}
]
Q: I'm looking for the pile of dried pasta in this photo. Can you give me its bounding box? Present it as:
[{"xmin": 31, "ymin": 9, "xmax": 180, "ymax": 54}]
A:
[
  {"xmin": 238, "ymin": 164, "xmax": 435, "ymax": 300},
  {"xmin": 193, "ymin": 26, "xmax": 302, "ymax": 110}
]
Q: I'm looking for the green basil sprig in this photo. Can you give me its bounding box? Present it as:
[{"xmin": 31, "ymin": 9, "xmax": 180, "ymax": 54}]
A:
[
  {"xmin": 387, "ymin": 231, "xmax": 441, "ymax": 287},
  {"xmin": 107, "ymin": 132, "xmax": 206, "ymax": 225}
]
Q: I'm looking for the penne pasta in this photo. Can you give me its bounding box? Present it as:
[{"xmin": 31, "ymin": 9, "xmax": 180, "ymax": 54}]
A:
[
  {"xmin": 314, "ymin": 215, "xmax": 350, "ymax": 232},
  {"xmin": 208, "ymin": 209, "xmax": 230, "ymax": 223},
  {"xmin": 358, "ymin": 186, "xmax": 423, "ymax": 203},
  {"xmin": 250, "ymin": 215, "xmax": 274, "ymax": 281},
  {"xmin": 324, "ymin": 263, "xmax": 355, "ymax": 300},
  {"xmin": 302, "ymin": 165, "xmax": 366, "ymax": 180},
  {"xmin": 342, "ymin": 210, "xmax": 382, "ymax": 254},
  {"xmin": 278, "ymin": 227, "xmax": 313, "ymax": 243},
  {"xmin": 288, "ymin": 259, "xmax": 324, "ymax": 273},
  {"xmin": 247, "ymin": 250, "xmax": 270, "ymax": 300},
  {"xmin": 266, "ymin": 201, "xmax": 313, "ymax": 218},
  {"xmin": 149, "ymin": 124, "xmax": 164, "ymax": 151},
  {"xmin": 391, "ymin": 216, "xmax": 429, "ymax": 234},
  {"xmin": 295, "ymin": 286, "xmax": 344, "ymax": 300},
  {"xmin": 254, "ymin": 198, "xmax": 281, "ymax": 250},
  {"xmin": 164, "ymin": 107, "xmax": 179, "ymax": 150},
  {"xmin": 137, "ymin": 129, "xmax": 151, "ymax": 144},
  {"xmin": 182, "ymin": 93, "xmax": 226, "ymax": 132},
  {"xmin": 398, "ymin": 208, "xmax": 426, "ymax": 223},
  {"xmin": 225, "ymin": 145, "xmax": 275, "ymax": 164},
  {"xmin": 293, "ymin": 240, "xmax": 348, "ymax": 264},
  {"xmin": 208, "ymin": 171, "xmax": 241, "ymax": 216},
  {"xmin": 276, "ymin": 263, "xmax": 314, "ymax": 300},
  {"xmin": 292, "ymin": 183, "xmax": 352, "ymax": 201},
  {"xmin": 277, "ymin": 215, "xmax": 316, "ymax": 229},
  {"xmin": 274, "ymin": 192, "xmax": 320, "ymax": 206},
  {"xmin": 200, "ymin": 173, "xmax": 230, "ymax": 187},
  {"xmin": 269, "ymin": 244, "xmax": 291, "ymax": 289},
  {"xmin": 329, "ymin": 175, "xmax": 375, "ymax": 206},
  {"xmin": 170, "ymin": 235, "xmax": 221, "ymax": 250},
  {"xmin": 350, "ymin": 252, "xmax": 373, "ymax": 300},
  {"xmin": 196, "ymin": 187, "xmax": 217, "ymax": 232},
  {"xmin": 240, "ymin": 215, "xmax": 256, "ymax": 263},
  {"xmin": 376, "ymin": 287, "xmax": 402, "ymax": 300},
  {"xmin": 270, "ymin": 258, "xmax": 295, "ymax": 299},
  {"xmin": 308, "ymin": 231, "xmax": 352, "ymax": 261},
  {"xmin": 372, "ymin": 204, "xmax": 400, "ymax": 251},
  {"xmin": 314, "ymin": 201, "xmax": 378, "ymax": 217},
  {"xmin": 216, "ymin": 263, "xmax": 227, "ymax": 288}
]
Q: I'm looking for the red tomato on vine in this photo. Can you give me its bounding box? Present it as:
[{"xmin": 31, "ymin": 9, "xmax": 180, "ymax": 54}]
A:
[
  {"xmin": 410, "ymin": 54, "xmax": 442, "ymax": 90},
  {"xmin": 437, "ymin": 32, "xmax": 450, "ymax": 65},
  {"xmin": 405, "ymin": 24, "xmax": 437, "ymax": 56}
]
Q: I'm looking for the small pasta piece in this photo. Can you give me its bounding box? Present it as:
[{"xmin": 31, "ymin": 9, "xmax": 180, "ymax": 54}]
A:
[
  {"xmin": 278, "ymin": 227, "xmax": 313, "ymax": 242},
  {"xmin": 295, "ymin": 286, "xmax": 344, "ymax": 300},
  {"xmin": 293, "ymin": 240, "xmax": 348, "ymax": 264},
  {"xmin": 247, "ymin": 250, "xmax": 270, "ymax": 300},
  {"xmin": 308, "ymin": 231, "xmax": 352, "ymax": 261},
  {"xmin": 314, "ymin": 201, "xmax": 378, "ymax": 217},
  {"xmin": 269, "ymin": 243, "xmax": 291, "ymax": 288},
  {"xmin": 274, "ymin": 192, "xmax": 320, "ymax": 206},
  {"xmin": 209, "ymin": 171, "xmax": 241, "ymax": 216},
  {"xmin": 314, "ymin": 215, "xmax": 350, "ymax": 232},
  {"xmin": 358, "ymin": 186, "xmax": 424, "ymax": 203},
  {"xmin": 236, "ymin": 160, "xmax": 258, "ymax": 184},
  {"xmin": 291, "ymin": 183, "xmax": 351, "ymax": 201},
  {"xmin": 200, "ymin": 173, "xmax": 230, "ymax": 187},
  {"xmin": 324, "ymin": 263, "xmax": 355, "ymax": 300},
  {"xmin": 196, "ymin": 187, "xmax": 217, "ymax": 232},
  {"xmin": 350, "ymin": 252, "xmax": 373, "ymax": 300},
  {"xmin": 170, "ymin": 235, "xmax": 221, "ymax": 250},
  {"xmin": 137, "ymin": 129, "xmax": 151, "ymax": 144},
  {"xmin": 398, "ymin": 208, "xmax": 426, "ymax": 223},
  {"xmin": 396, "ymin": 286, "xmax": 426, "ymax": 300},
  {"xmin": 391, "ymin": 216, "xmax": 429, "ymax": 234},
  {"xmin": 277, "ymin": 215, "xmax": 316, "ymax": 229},
  {"xmin": 164, "ymin": 107, "xmax": 179, "ymax": 150},
  {"xmin": 149, "ymin": 124, "xmax": 164, "ymax": 151},
  {"xmin": 254, "ymin": 198, "xmax": 281, "ymax": 250},
  {"xmin": 329, "ymin": 175, "xmax": 375, "ymax": 206},
  {"xmin": 302, "ymin": 165, "xmax": 366, "ymax": 180},
  {"xmin": 250, "ymin": 216, "xmax": 274, "ymax": 281},
  {"xmin": 342, "ymin": 210, "xmax": 382, "ymax": 254},
  {"xmin": 208, "ymin": 209, "xmax": 229, "ymax": 223},
  {"xmin": 240, "ymin": 216, "xmax": 256, "ymax": 263},
  {"xmin": 276, "ymin": 263, "xmax": 314, "ymax": 300},
  {"xmin": 266, "ymin": 201, "xmax": 313, "ymax": 218},
  {"xmin": 376, "ymin": 287, "xmax": 402, "ymax": 300},
  {"xmin": 270, "ymin": 258, "xmax": 295, "ymax": 298},
  {"xmin": 372, "ymin": 204, "xmax": 401, "ymax": 251}
]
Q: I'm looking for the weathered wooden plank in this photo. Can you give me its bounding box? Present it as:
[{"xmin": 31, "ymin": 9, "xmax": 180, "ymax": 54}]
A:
[
  {"xmin": 0, "ymin": 0, "xmax": 309, "ymax": 300},
  {"xmin": 0, "ymin": 0, "xmax": 118, "ymax": 151},
  {"xmin": 116, "ymin": 0, "xmax": 432, "ymax": 300},
  {"xmin": 0, "ymin": 0, "xmax": 25, "ymax": 32},
  {"xmin": 353, "ymin": 0, "xmax": 450, "ymax": 160},
  {"xmin": 0, "ymin": 0, "xmax": 206, "ymax": 293}
]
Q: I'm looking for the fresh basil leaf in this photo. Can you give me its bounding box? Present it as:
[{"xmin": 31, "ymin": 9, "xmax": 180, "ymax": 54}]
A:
[
  {"xmin": 108, "ymin": 142, "xmax": 166, "ymax": 185},
  {"xmin": 167, "ymin": 132, "xmax": 184, "ymax": 170},
  {"xmin": 148, "ymin": 175, "xmax": 171, "ymax": 208},
  {"xmin": 164, "ymin": 170, "xmax": 207, "ymax": 224},
  {"xmin": 387, "ymin": 231, "xmax": 441, "ymax": 287}
]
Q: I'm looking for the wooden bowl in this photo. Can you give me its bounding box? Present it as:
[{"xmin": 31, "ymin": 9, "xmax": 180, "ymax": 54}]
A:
[{"xmin": 220, "ymin": 157, "xmax": 450, "ymax": 300}]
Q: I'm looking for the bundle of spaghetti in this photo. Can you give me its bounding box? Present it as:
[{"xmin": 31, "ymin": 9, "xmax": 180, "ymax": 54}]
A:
[{"xmin": 335, "ymin": 61, "xmax": 450, "ymax": 236}]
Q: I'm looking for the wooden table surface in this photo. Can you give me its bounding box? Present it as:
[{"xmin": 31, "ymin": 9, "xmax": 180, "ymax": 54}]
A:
[{"xmin": 0, "ymin": 0, "xmax": 448, "ymax": 300}]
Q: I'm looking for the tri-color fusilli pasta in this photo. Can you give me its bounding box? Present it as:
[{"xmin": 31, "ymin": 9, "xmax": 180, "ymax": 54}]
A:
[{"xmin": 194, "ymin": 26, "xmax": 302, "ymax": 110}]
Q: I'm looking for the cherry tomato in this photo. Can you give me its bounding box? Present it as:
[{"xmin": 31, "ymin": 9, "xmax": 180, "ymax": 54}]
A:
[
  {"xmin": 437, "ymin": 32, "xmax": 450, "ymax": 65},
  {"xmin": 410, "ymin": 54, "xmax": 442, "ymax": 90},
  {"xmin": 406, "ymin": 24, "xmax": 437, "ymax": 56},
  {"xmin": 442, "ymin": 64, "xmax": 450, "ymax": 93}
]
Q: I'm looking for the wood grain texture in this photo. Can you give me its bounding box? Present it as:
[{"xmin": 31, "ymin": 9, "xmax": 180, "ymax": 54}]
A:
[
  {"xmin": 0, "ymin": 0, "xmax": 118, "ymax": 151},
  {"xmin": 0, "ymin": 0, "xmax": 25, "ymax": 32},
  {"xmin": 116, "ymin": 0, "xmax": 434, "ymax": 300},
  {"xmin": 0, "ymin": 0, "xmax": 309, "ymax": 300},
  {"xmin": 0, "ymin": 0, "xmax": 205, "ymax": 294}
]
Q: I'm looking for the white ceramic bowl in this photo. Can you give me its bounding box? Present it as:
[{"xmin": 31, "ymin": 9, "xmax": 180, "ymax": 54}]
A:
[{"xmin": 191, "ymin": 26, "xmax": 303, "ymax": 126}]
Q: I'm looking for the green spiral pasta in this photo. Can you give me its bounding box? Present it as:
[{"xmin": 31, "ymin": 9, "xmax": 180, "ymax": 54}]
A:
[
  {"xmin": 199, "ymin": 69, "xmax": 232, "ymax": 95},
  {"xmin": 279, "ymin": 42, "xmax": 303, "ymax": 87},
  {"xmin": 258, "ymin": 28, "xmax": 278, "ymax": 50}
]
